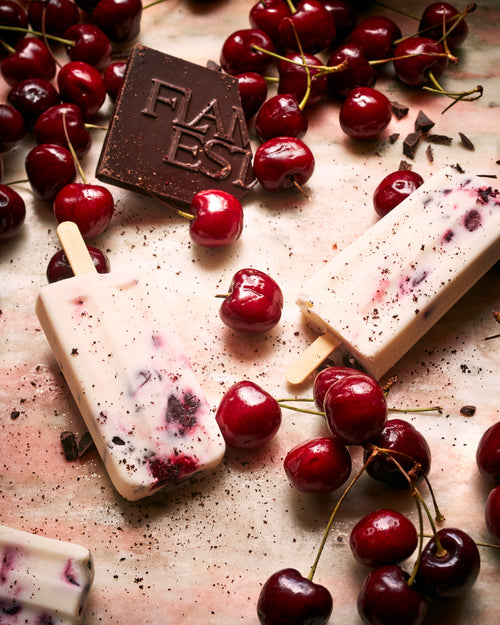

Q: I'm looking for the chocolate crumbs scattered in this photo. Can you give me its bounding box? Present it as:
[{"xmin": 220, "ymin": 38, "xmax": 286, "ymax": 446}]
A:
[
  {"xmin": 459, "ymin": 132, "xmax": 475, "ymax": 151},
  {"xmin": 460, "ymin": 405, "xmax": 476, "ymax": 417},
  {"xmin": 61, "ymin": 431, "xmax": 78, "ymax": 461},
  {"xmin": 403, "ymin": 132, "xmax": 421, "ymax": 159},
  {"xmin": 415, "ymin": 110, "xmax": 435, "ymax": 133}
]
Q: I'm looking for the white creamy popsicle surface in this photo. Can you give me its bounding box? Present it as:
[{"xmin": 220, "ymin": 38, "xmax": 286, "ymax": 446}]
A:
[
  {"xmin": 0, "ymin": 524, "xmax": 94, "ymax": 625},
  {"xmin": 289, "ymin": 166, "xmax": 500, "ymax": 383},
  {"xmin": 36, "ymin": 222, "xmax": 225, "ymax": 501}
]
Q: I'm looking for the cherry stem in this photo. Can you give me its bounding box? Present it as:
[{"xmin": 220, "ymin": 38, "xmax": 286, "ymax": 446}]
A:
[
  {"xmin": 251, "ymin": 44, "xmax": 347, "ymax": 79},
  {"xmin": 61, "ymin": 111, "xmax": 87, "ymax": 185},
  {"xmin": 369, "ymin": 51, "xmax": 457, "ymax": 67},
  {"xmin": 372, "ymin": 0, "xmax": 419, "ymax": 21},
  {"xmin": 424, "ymin": 71, "xmax": 483, "ymax": 112},
  {"xmin": 407, "ymin": 494, "xmax": 425, "ymax": 586},
  {"xmin": 142, "ymin": 0, "xmax": 167, "ymax": 9},
  {"xmin": 4, "ymin": 178, "xmax": 29, "ymax": 185},
  {"xmin": 140, "ymin": 186, "xmax": 195, "ymax": 221},
  {"xmin": 419, "ymin": 470, "xmax": 445, "ymax": 522},
  {"xmin": 412, "ymin": 486, "xmax": 447, "ymax": 557},
  {"xmin": 0, "ymin": 38, "xmax": 15, "ymax": 55},
  {"xmin": 284, "ymin": 0, "xmax": 296, "ymax": 15},
  {"xmin": 0, "ymin": 25, "xmax": 74, "ymax": 47},
  {"xmin": 389, "ymin": 406, "xmax": 443, "ymax": 414},
  {"xmin": 484, "ymin": 333, "xmax": 500, "ymax": 341},
  {"xmin": 276, "ymin": 397, "xmax": 442, "ymax": 416},
  {"xmin": 421, "ymin": 534, "xmax": 500, "ymax": 551}
]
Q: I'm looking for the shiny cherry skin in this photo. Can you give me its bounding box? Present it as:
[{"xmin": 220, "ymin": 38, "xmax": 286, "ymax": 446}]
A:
[
  {"xmin": 64, "ymin": 23, "xmax": 113, "ymax": 71},
  {"xmin": 236, "ymin": 72, "xmax": 268, "ymax": 119},
  {"xmin": 7, "ymin": 78, "xmax": 60, "ymax": 131},
  {"xmin": 393, "ymin": 37, "xmax": 448, "ymax": 88},
  {"xmin": 103, "ymin": 60, "xmax": 127, "ymax": 102},
  {"xmin": 253, "ymin": 136, "xmax": 315, "ymax": 192},
  {"xmin": 46, "ymin": 246, "xmax": 111, "ymax": 282},
  {"xmin": 220, "ymin": 28, "xmax": 275, "ymax": 76},
  {"xmin": 373, "ymin": 170, "xmax": 424, "ymax": 217},
  {"xmin": 485, "ymin": 485, "xmax": 500, "ymax": 542},
  {"xmin": 215, "ymin": 380, "xmax": 281, "ymax": 449},
  {"xmin": 348, "ymin": 15, "xmax": 401, "ymax": 61},
  {"xmin": 249, "ymin": 0, "xmax": 292, "ymax": 49},
  {"xmin": 313, "ymin": 366, "xmax": 364, "ymax": 411},
  {"xmin": 279, "ymin": 0, "xmax": 335, "ymax": 54},
  {"xmin": 0, "ymin": 103, "xmax": 26, "ymax": 152},
  {"xmin": 92, "ymin": 0, "xmax": 142, "ymax": 43},
  {"xmin": 257, "ymin": 568, "xmax": 333, "ymax": 625},
  {"xmin": 1, "ymin": 37, "xmax": 56, "ymax": 86},
  {"xmin": 318, "ymin": 0, "xmax": 357, "ymax": 42},
  {"xmin": 188, "ymin": 189, "xmax": 244, "ymax": 248},
  {"xmin": 34, "ymin": 103, "xmax": 92, "ymax": 158},
  {"xmin": 28, "ymin": 0, "xmax": 79, "ymax": 37},
  {"xmin": 284, "ymin": 436, "xmax": 352, "ymax": 493},
  {"xmin": 415, "ymin": 528, "xmax": 480, "ymax": 599},
  {"xmin": 53, "ymin": 183, "xmax": 114, "ymax": 239},
  {"xmin": 419, "ymin": 2, "xmax": 468, "ymax": 50},
  {"xmin": 0, "ymin": 1, "xmax": 28, "ymax": 55},
  {"xmin": 277, "ymin": 52, "xmax": 328, "ymax": 106},
  {"xmin": 255, "ymin": 94, "xmax": 308, "ymax": 141},
  {"xmin": 358, "ymin": 565, "xmax": 427, "ymax": 625},
  {"xmin": 476, "ymin": 421, "xmax": 500, "ymax": 484},
  {"xmin": 339, "ymin": 86, "xmax": 392, "ymax": 140},
  {"xmin": 219, "ymin": 267, "xmax": 284, "ymax": 334},
  {"xmin": 350, "ymin": 509, "xmax": 418, "ymax": 568},
  {"xmin": 364, "ymin": 419, "xmax": 431, "ymax": 489},
  {"xmin": 25, "ymin": 144, "xmax": 76, "ymax": 202},
  {"xmin": 57, "ymin": 61, "xmax": 107, "ymax": 120},
  {"xmin": 0, "ymin": 184, "xmax": 26, "ymax": 240},
  {"xmin": 323, "ymin": 373, "xmax": 387, "ymax": 445},
  {"xmin": 327, "ymin": 43, "xmax": 377, "ymax": 98}
]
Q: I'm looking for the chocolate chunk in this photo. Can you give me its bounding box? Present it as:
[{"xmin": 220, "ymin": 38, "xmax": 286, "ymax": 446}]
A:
[
  {"xmin": 61, "ymin": 431, "xmax": 78, "ymax": 461},
  {"xmin": 77, "ymin": 431, "xmax": 95, "ymax": 457},
  {"xmin": 460, "ymin": 405, "xmax": 476, "ymax": 416},
  {"xmin": 10, "ymin": 410, "xmax": 20, "ymax": 420},
  {"xmin": 459, "ymin": 132, "xmax": 475, "ymax": 151},
  {"xmin": 426, "ymin": 134, "xmax": 453, "ymax": 145},
  {"xmin": 388, "ymin": 133, "xmax": 400, "ymax": 144},
  {"xmin": 426, "ymin": 144, "xmax": 434, "ymax": 162},
  {"xmin": 399, "ymin": 160, "xmax": 413, "ymax": 171},
  {"xmin": 403, "ymin": 132, "xmax": 421, "ymax": 159},
  {"xmin": 390, "ymin": 101, "xmax": 409, "ymax": 119},
  {"xmin": 414, "ymin": 110, "xmax": 435, "ymax": 133},
  {"xmin": 97, "ymin": 44, "xmax": 256, "ymax": 206}
]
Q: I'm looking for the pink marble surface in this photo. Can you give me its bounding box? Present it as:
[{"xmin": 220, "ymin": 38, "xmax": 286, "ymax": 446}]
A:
[{"xmin": 1, "ymin": 1, "xmax": 500, "ymax": 624}]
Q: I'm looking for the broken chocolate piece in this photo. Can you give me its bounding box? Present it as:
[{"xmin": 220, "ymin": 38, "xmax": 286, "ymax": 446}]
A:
[
  {"xmin": 97, "ymin": 44, "xmax": 256, "ymax": 206},
  {"xmin": 426, "ymin": 144, "xmax": 434, "ymax": 162},
  {"xmin": 77, "ymin": 431, "xmax": 95, "ymax": 457},
  {"xmin": 388, "ymin": 133, "xmax": 400, "ymax": 144},
  {"xmin": 402, "ymin": 132, "xmax": 421, "ymax": 159},
  {"xmin": 460, "ymin": 405, "xmax": 476, "ymax": 416},
  {"xmin": 415, "ymin": 110, "xmax": 435, "ymax": 133},
  {"xmin": 390, "ymin": 101, "xmax": 409, "ymax": 120},
  {"xmin": 61, "ymin": 431, "xmax": 78, "ymax": 461},
  {"xmin": 426, "ymin": 134, "xmax": 453, "ymax": 145},
  {"xmin": 459, "ymin": 132, "xmax": 475, "ymax": 151},
  {"xmin": 399, "ymin": 160, "xmax": 412, "ymax": 171}
]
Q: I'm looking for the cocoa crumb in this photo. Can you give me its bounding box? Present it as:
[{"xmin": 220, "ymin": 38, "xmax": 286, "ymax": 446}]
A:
[
  {"xmin": 460, "ymin": 405, "xmax": 476, "ymax": 417},
  {"xmin": 415, "ymin": 110, "xmax": 435, "ymax": 133},
  {"xmin": 61, "ymin": 431, "xmax": 78, "ymax": 461},
  {"xmin": 10, "ymin": 410, "xmax": 20, "ymax": 420},
  {"xmin": 459, "ymin": 132, "xmax": 475, "ymax": 151},
  {"xmin": 71, "ymin": 348, "xmax": 79, "ymax": 355}
]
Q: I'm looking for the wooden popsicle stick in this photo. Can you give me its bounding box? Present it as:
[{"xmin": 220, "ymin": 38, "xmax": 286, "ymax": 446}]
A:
[
  {"xmin": 56, "ymin": 221, "xmax": 97, "ymax": 276},
  {"xmin": 286, "ymin": 333, "xmax": 342, "ymax": 385}
]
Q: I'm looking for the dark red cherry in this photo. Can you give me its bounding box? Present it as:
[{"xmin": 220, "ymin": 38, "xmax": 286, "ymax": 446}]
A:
[
  {"xmin": 236, "ymin": 72, "xmax": 268, "ymax": 120},
  {"xmin": 64, "ymin": 23, "xmax": 113, "ymax": 71},
  {"xmin": 339, "ymin": 86, "xmax": 392, "ymax": 140},
  {"xmin": 92, "ymin": 0, "xmax": 142, "ymax": 43},
  {"xmin": 0, "ymin": 103, "xmax": 26, "ymax": 152},
  {"xmin": 103, "ymin": 60, "xmax": 127, "ymax": 102},
  {"xmin": 34, "ymin": 103, "xmax": 92, "ymax": 158},
  {"xmin": 253, "ymin": 136, "xmax": 315, "ymax": 192},
  {"xmin": 1, "ymin": 37, "xmax": 56, "ymax": 86},
  {"xmin": 373, "ymin": 170, "xmax": 424, "ymax": 217},
  {"xmin": 279, "ymin": 0, "xmax": 335, "ymax": 54},
  {"xmin": 415, "ymin": 528, "xmax": 480, "ymax": 599},
  {"xmin": 249, "ymin": 0, "xmax": 292, "ymax": 49},
  {"xmin": 215, "ymin": 380, "xmax": 281, "ymax": 449},
  {"xmin": 485, "ymin": 485, "xmax": 500, "ymax": 543},
  {"xmin": 350, "ymin": 509, "xmax": 418, "ymax": 568},
  {"xmin": 393, "ymin": 36, "xmax": 448, "ymax": 88},
  {"xmin": 187, "ymin": 189, "xmax": 244, "ymax": 248},
  {"xmin": 220, "ymin": 28, "xmax": 275, "ymax": 76},
  {"xmin": 0, "ymin": 184, "xmax": 26, "ymax": 240},
  {"xmin": 277, "ymin": 52, "xmax": 328, "ymax": 106},
  {"xmin": 46, "ymin": 246, "xmax": 111, "ymax": 282},
  {"xmin": 219, "ymin": 267, "xmax": 284, "ymax": 334},
  {"xmin": 357, "ymin": 565, "xmax": 427, "ymax": 625},
  {"xmin": 348, "ymin": 15, "xmax": 401, "ymax": 61},
  {"xmin": 419, "ymin": 2, "xmax": 468, "ymax": 50},
  {"xmin": 284, "ymin": 435, "xmax": 352, "ymax": 493},
  {"xmin": 255, "ymin": 94, "xmax": 308, "ymax": 141},
  {"xmin": 7, "ymin": 78, "xmax": 60, "ymax": 131},
  {"xmin": 323, "ymin": 373, "xmax": 387, "ymax": 445},
  {"xmin": 257, "ymin": 568, "xmax": 333, "ymax": 625},
  {"xmin": 0, "ymin": 1, "xmax": 28, "ymax": 55},
  {"xmin": 313, "ymin": 366, "xmax": 363, "ymax": 411},
  {"xmin": 25, "ymin": 143, "xmax": 76, "ymax": 202},
  {"xmin": 364, "ymin": 419, "xmax": 431, "ymax": 489},
  {"xmin": 53, "ymin": 182, "xmax": 114, "ymax": 239},
  {"xmin": 57, "ymin": 61, "xmax": 107, "ymax": 120},
  {"xmin": 326, "ymin": 43, "xmax": 377, "ymax": 98},
  {"xmin": 317, "ymin": 0, "xmax": 357, "ymax": 42},
  {"xmin": 28, "ymin": 0, "xmax": 79, "ymax": 37},
  {"xmin": 476, "ymin": 421, "xmax": 500, "ymax": 484}
]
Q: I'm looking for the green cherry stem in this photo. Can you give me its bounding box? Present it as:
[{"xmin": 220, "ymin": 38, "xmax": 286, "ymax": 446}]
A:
[
  {"xmin": 407, "ymin": 494, "xmax": 425, "ymax": 586},
  {"xmin": 276, "ymin": 397, "xmax": 442, "ymax": 416},
  {"xmin": 372, "ymin": 0, "xmax": 419, "ymax": 20},
  {"xmin": 61, "ymin": 111, "xmax": 87, "ymax": 185},
  {"xmin": 0, "ymin": 25, "xmax": 73, "ymax": 47}
]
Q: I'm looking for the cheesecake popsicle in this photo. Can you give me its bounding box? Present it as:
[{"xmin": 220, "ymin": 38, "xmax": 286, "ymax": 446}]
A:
[
  {"xmin": 0, "ymin": 524, "xmax": 94, "ymax": 624},
  {"xmin": 36, "ymin": 222, "xmax": 225, "ymax": 501},
  {"xmin": 287, "ymin": 166, "xmax": 500, "ymax": 383}
]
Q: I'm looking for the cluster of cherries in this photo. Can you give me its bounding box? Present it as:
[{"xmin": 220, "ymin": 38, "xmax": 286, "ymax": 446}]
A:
[{"xmin": 215, "ymin": 364, "xmax": 497, "ymax": 625}]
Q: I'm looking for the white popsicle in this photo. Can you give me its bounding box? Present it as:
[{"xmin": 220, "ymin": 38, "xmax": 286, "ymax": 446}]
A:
[
  {"xmin": 0, "ymin": 524, "xmax": 94, "ymax": 625},
  {"xmin": 287, "ymin": 166, "xmax": 500, "ymax": 383},
  {"xmin": 36, "ymin": 222, "xmax": 225, "ymax": 501}
]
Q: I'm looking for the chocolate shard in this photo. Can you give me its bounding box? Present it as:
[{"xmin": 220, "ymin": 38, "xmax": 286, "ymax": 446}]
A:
[
  {"xmin": 388, "ymin": 133, "xmax": 400, "ymax": 144},
  {"xmin": 399, "ymin": 160, "xmax": 412, "ymax": 171},
  {"xmin": 414, "ymin": 110, "xmax": 435, "ymax": 133},
  {"xmin": 390, "ymin": 101, "xmax": 409, "ymax": 120},
  {"xmin": 426, "ymin": 144, "xmax": 434, "ymax": 163},
  {"xmin": 402, "ymin": 132, "xmax": 421, "ymax": 159},
  {"xmin": 61, "ymin": 431, "xmax": 78, "ymax": 461},
  {"xmin": 426, "ymin": 133, "xmax": 453, "ymax": 145},
  {"xmin": 96, "ymin": 44, "xmax": 256, "ymax": 206},
  {"xmin": 460, "ymin": 405, "xmax": 476, "ymax": 416},
  {"xmin": 77, "ymin": 431, "xmax": 95, "ymax": 457},
  {"xmin": 459, "ymin": 132, "xmax": 475, "ymax": 151}
]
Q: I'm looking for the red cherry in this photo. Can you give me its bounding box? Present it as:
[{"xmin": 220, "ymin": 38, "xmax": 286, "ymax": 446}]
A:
[
  {"xmin": 317, "ymin": 0, "xmax": 357, "ymax": 42},
  {"xmin": 215, "ymin": 380, "xmax": 281, "ymax": 449},
  {"xmin": 0, "ymin": 1, "xmax": 29, "ymax": 56},
  {"xmin": 187, "ymin": 189, "xmax": 244, "ymax": 248},
  {"xmin": 53, "ymin": 182, "xmax": 114, "ymax": 239},
  {"xmin": 339, "ymin": 86, "xmax": 392, "ymax": 140},
  {"xmin": 46, "ymin": 246, "xmax": 111, "ymax": 282},
  {"xmin": 220, "ymin": 28, "xmax": 275, "ymax": 76},
  {"xmin": 1, "ymin": 37, "xmax": 56, "ymax": 86},
  {"xmin": 255, "ymin": 93, "xmax": 308, "ymax": 141},
  {"xmin": 348, "ymin": 15, "xmax": 401, "ymax": 61},
  {"xmin": 253, "ymin": 136, "xmax": 315, "ymax": 192},
  {"xmin": 34, "ymin": 103, "xmax": 92, "ymax": 158},
  {"xmin": 25, "ymin": 143, "xmax": 77, "ymax": 202},
  {"xmin": 92, "ymin": 0, "xmax": 142, "ymax": 43},
  {"xmin": 419, "ymin": 2, "xmax": 469, "ymax": 50},
  {"xmin": 0, "ymin": 184, "xmax": 26, "ymax": 239},
  {"xmin": 476, "ymin": 421, "xmax": 500, "ymax": 484},
  {"xmin": 64, "ymin": 23, "xmax": 113, "ymax": 71},
  {"xmin": 373, "ymin": 170, "xmax": 424, "ymax": 217},
  {"xmin": 279, "ymin": 0, "xmax": 335, "ymax": 54},
  {"xmin": 7, "ymin": 78, "xmax": 60, "ymax": 131},
  {"xmin": 350, "ymin": 509, "xmax": 418, "ymax": 567},
  {"xmin": 249, "ymin": 0, "xmax": 292, "ymax": 50},
  {"xmin": 219, "ymin": 267, "xmax": 284, "ymax": 334},
  {"xmin": 0, "ymin": 103, "xmax": 26, "ymax": 152},
  {"xmin": 326, "ymin": 43, "xmax": 377, "ymax": 98},
  {"xmin": 236, "ymin": 72, "xmax": 268, "ymax": 120},
  {"xmin": 57, "ymin": 61, "xmax": 107, "ymax": 120},
  {"xmin": 277, "ymin": 52, "xmax": 328, "ymax": 106},
  {"xmin": 28, "ymin": 0, "xmax": 79, "ymax": 38},
  {"xmin": 393, "ymin": 36, "xmax": 448, "ymax": 88},
  {"xmin": 284, "ymin": 435, "xmax": 352, "ymax": 493},
  {"xmin": 257, "ymin": 568, "xmax": 333, "ymax": 625},
  {"xmin": 313, "ymin": 366, "xmax": 369, "ymax": 411},
  {"xmin": 103, "ymin": 60, "xmax": 127, "ymax": 102},
  {"xmin": 485, "ymin": 485, "xmax": 500, "ymax": 542}
]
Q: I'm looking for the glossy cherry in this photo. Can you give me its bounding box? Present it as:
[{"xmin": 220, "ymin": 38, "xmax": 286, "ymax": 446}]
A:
[
  {"xmin": 187, "ymin": 189, "xmax": 244, "ymax": 248},
  {"xmin": 257, "ymin": 568, "xmax": 333, "ymax": 625},
  {"xmin": 476, "ymin": 421, "xmax": 500, "ymax": 484},
  {"xmin": 27, "ymin": 0, "xmax": 79, "ymax": 37},
  {"xmin": 25, "ymin": 144, "xmax": 77, "ymax": 202},
  {"xmin": 1, "ymin": 37, "xmax": 56, "ymax": 86},
  {"xmin": 0, "ymin": 1, "xmax": 28, "ymax": 55},
  {"xmin": 103, "ymin": 60, "xmax": 127, "ymax": 102},
  {"xmin": 0, "ymin": 103, "xmax": 26, "ymax": 152},
  {"xmin": 34, "ymin": 103, "xmax": 92, "ymax": 158},
  {"xmin": 357, "ymin": 565, "xmax": 427, "ymax": 625},
  {"xmin": 284, "ymin": 435, "xmax": 351, "ymax": 493},
  {"xmin": 46, "ymin": 246, "xmax": 111, "ymax": 282},
  {"xmin": 348, "ymin": 15, "xmax": 401, "ymax": 61},
  {"xmin": 373, "ymin": 170, "xmax": 424, "ymax": 217},
  {"xmin": 7, "ymin": 78, "xmax": 60, "ymax": 131},
  {"xmin": 317, "ymin": 0, "xmax": 357, "ymax": 42},
  {"xmin": 323, "ymin": 373, "xmax": 387, "ymax": 445},
  {"xmin": 415, "ymin": 528, "xmax": 480, "ymax": 599},
  {"xmin": 350, "ymin": 509, "xmax": 418, "ymax": 568},
  {"xmin": 364, "ymin": 419, "xmax": 431, "ymax": 489},
  {"xmin": 253, "ymin": 136, "xmax": 315, "ymax": 192},
  {"xmin": 393, "ymin": 37, "xmax": 448, "ymax": 88},
  {"xmin": 53, "ymin": 183, "xmax": 114, "ymax": 239},
  {"xmin": 277, "ymin": 52, "xmax": 328, "ymax": 106},
  {"xmin": 419, "ymin": 2, "xmax": 469, "ymax": 50},
  {"xmin": 236, "ymin": 72, "xmax": 268, "ymax": 119},
  {"xmin": 64, "ymin": 23, "xmax": 113, "ymax": 71},
  {"xmin": 339, "ymin": 86, "xmax": 392, "ymax": 140},
  {"xmin": 255, "ymin": 94, "xmax": 308, "ymax": 141},
  {"xmin": 278, "ymin": 0, "xmax": 335, "ymax": 54},
  {"xmin": 485, "ymin": 485, "xmax": 500, "ymax": 542},
  {"xmin": 57, "ymin": 61, "xmax": 107, "ymax": 120},
  {"xmin": 215, "ymin": 380, "xmax": 281, "ymax": 449},
  {"xmin": 312, "ymin": 365, "xmax": 363, "ymax": 411},
  {"xmin": 220, "ymin": 28, "xmax": 275, "ymax": 76},
  {"xmin": 92, "ymin": 0, "xmax": 143, "ymax": 43},
  {"xmin": 0, "ymin": 184, "xmax": 25, "ymax": 240},
  {"xmin": 327, "ymin": 43, "xmax": 377, "ymax": 98},
  {"xmin": 219, "ymin": 267, "xmax": 284, "ymax": 334},
  {"xmin": 249, "ymin": 0, "xmax": 292, "ymax": 49}
]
